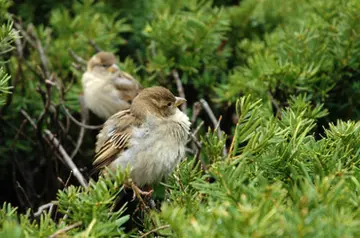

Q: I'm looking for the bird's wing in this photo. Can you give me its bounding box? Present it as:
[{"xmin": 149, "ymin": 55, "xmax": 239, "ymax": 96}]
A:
[
  {"xmin": 112, "ymin": 71, "xmax": 140, "ymax": 91},
  {"xmin": 111, "ymin": 71, "xmax": 142, "ymax": 102},
  {"xmin": 92, "ymin": 109, "xmax": 142, "ymax": 172}
]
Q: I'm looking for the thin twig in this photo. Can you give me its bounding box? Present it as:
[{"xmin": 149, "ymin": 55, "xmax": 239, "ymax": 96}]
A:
[
  {"xmin": 14, "ymin": 30, "xmax": 23, "ymax": 58},
  {"xmin": 6, "ymin": 120, "xmax": 34, "ymax": 144},
  {"xmin": 189, "ymin": 103, "xmax": 202, "ymax": 152},
  {"xmin": 193, "ymin": 121, "xmax": 204, "ymax": 137},
  {"xmin": 68, "ymin": 49, "xmax": 87, "ymax": 66},
  {"xmin": 48, "ymin": 222, "xmax": 82, "ymax": 238},
  {"xmin": 37, "ymin": 74, "xmax": 54, "ymax": 124},
  {"xmin": 187, "ymin": 121, "xmax": 204, "ymax": 144},
  {"xmin": 44, "ymin": 130, "xmax": 88, "ymax": 187},
  {"xmin": 199, "ymin": 99, "xmax": 227, "ymax": 157},
  {"xmin": 64, "ymin": 171, "xmax": 73, "ymax": 188},
  {"xmin": 28, "ymin": 24, "xmax": 51, "ymax": 79},
  {"xmin": 70, "ymin": 96, "xmax": 88, "ymax": 158},
  {"xmin": 34, "ymin": 202, "xmax": 57, "ymax": 217},
  {"xmin": 36, "ymin": 74, "xmax": 54, "ymax": 153},
  {"xmin": 88, "ymin": 39, "xmax": 102, "ymax": 52},
  {"xmin": 199, "ymin": 99, "xmax": 220, "ymax": 134},
  {"xmin": 15, "ymin": 181, "xmax": 34, "ymax": 214},
  {"xmin": 140, "ymin": 225, "xmax": 170, "ymax": 238},
  {"xmin": 71, "ymin": 62, "xmax": 85, "ymax": 72},
  {"xmin": 13, "ymin": 22, "xmax": 36, "ymax": 48},
  {"xmin": 191, "ymin": 102, "xmax": 202, "ymax": 124},
  {"xmin": 190, "ymin": 134, "xmax": 207, "ymax": 171},
  {"xmin": 20, "ymin": 110, "xmax": 37, "ymax": 128},
  {"xmin": 190, "ymin": 134, "xmax": 202, "ymax": 149},
  {"xmin": 172, "ymin": 69, "xmax": 187, "ymax": 111},
  {"xmin": 61, "ymin": 104, "xmax": 103, "ymax": 130}
]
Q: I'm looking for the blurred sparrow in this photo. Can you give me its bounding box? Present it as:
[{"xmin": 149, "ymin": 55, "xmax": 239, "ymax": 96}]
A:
[
  {"xmin": 93, "ymin": 86, "xmax": 190, "ymax": 198},
  {"xmin": 82, "ymin": 52, "xmax": 141, "ymax": 119}
]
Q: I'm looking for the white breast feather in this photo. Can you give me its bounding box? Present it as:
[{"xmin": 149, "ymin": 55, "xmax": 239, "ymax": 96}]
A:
[{"xmin": 109, "ymin": 109, "xmax": 191, "ymax": 186}]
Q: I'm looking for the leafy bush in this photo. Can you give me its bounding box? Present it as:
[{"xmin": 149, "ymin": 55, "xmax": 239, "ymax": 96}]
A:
[{"xmin": 1, "ymin": 0, "xmax": 360, "ymax": 237}]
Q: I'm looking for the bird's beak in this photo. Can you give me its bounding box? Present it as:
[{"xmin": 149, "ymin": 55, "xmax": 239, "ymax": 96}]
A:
[
  {"xmin": 174, "ymin": 97, "xmax": 186, "ymax": 107},
  {"xmin": 107, "ymin": 64, "xmax": 119, "ymax": 73}
]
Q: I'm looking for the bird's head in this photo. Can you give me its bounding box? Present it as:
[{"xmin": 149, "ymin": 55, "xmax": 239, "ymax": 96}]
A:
[
  {"xmin": 87, "ymin": 52, "xmax": 120, "ymax": 75},
  {"xmin": 131, "ymin": 86, "xmax": 186, "ymax": 118}
]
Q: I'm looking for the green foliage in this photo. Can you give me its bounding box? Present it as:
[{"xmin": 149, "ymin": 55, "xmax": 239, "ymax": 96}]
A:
[
  {"xmin": 140, "ymin": 0, "xmax": 231, "ymax": 96},
  {"xmin": 201, "ymin": 127, "xmax": 226, "ymax": 163},
  {"xmin": 2, "ymin": 0, "xmax": 360, "ymax": 237},
  {"xmin": 0, "ymin": 68, "xmax": 11, "ymax": 105},
  {"xmin": 48, "ymin": 0, "xmax": 131, "ymax": 76},
  {"xmin": 0, "ymin": 170, "xmax": 129, "ymax": 238},
  {"xmin": 0, "ymin": 15, "xmax": 16, "ymax": 105},
  {"xmin": 218, "ymin": 0, "xmax": 360, "ymax": 120},
  {"xmin": 57, "ymin": 169, "xmax": 129, "ymax": 237},
  {"xmin": 0, "ymin": 21, "xmax": 16, "ymax": 55},
  {"xmin": 0, "ymin": 203, "xmax": 23, "ymax": 238},
  {"xmin": 153, "ymin": 96, "xmax": 360, "ymax": 237},
  {"xmin": 0, "ymin": 0, "xmax": 132, "ymax": 183}
]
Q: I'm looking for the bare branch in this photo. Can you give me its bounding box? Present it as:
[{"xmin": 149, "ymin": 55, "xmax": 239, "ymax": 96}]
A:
[
  {"xmin": 20, "ymin": 110, "xmax": 37, "ymax": 128},
  {"xmin": 190, "ymin": 134, "xmax": 202, "ymax": 150},
  {"xmin": 190, "ymin": 133, "xmax": 207, "ymax": 171},
  {"xmin": 191, "ymin": 102, "xmax": 202, "ymax": 124},
  {"xmin": 28, "ymin": 24, "xmax": 51, "ymax": 79},
  {"xmin": 199, "ymin": 99, "xmax": 227, "ymax": 157},
  {"xmin": 140, "ymin": 225, "xmax": 170, "ymax": 238},
  {"xmin": 34, "ymin": 202, "xmax": 57, "ymax": 217},
  {"xmin": 14, "ymin": 30, "xmax": 24, "ymax": 58},
  {"xmin": 172, "ymin": 69, "xmax": 187, "ymax": 111},
  {"xmin": 199, "ymin": 99, "xmax": 218, "ymax": 132},
  {"xmin": 68, "ymin": 49, "xmax": 87, "ymax": 66},
  {"xmin": 61, "ymin": 104, "xmax": 103, "ymax": 130},
  {"xmin": 70, "ymin": 96, "xmax": 88, "ymax": 158},
  {"xmin": 193, "ymin": 121, "xmax": 204, "ymax": 136},
  {"xmin": 15, "ymin": 181, "xmax": 34, "ymax": 213},
  {"xmin": 186, "ymin": 121, "xmax": 204, "ymax": 144},
  {"xmin": 88, "ymin": 39, "xmax": 102, "ymax": 52},
  {"xmin": 13, "ymin": 22, "xmax": 36, "ymax": 48},
  {"xmin": 48, "ymin": 222, "xmax": 82, "ymax": 238},
  {"xmin": 44, "ymin": 130, "xmax": 88, "ymax": 187}
]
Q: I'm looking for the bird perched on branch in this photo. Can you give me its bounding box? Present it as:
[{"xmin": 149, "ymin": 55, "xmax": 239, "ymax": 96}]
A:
[
  {"xmin": 81, "ymin": 52, "xmax": 141, "ymax": 120},
  {"xmin": 92, "ymin": 86, "xmax": 190, "ymax": 198}
]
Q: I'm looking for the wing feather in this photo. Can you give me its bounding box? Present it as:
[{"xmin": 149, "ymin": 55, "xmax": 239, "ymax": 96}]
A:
[{"xmin": 92, "ymin": 109, "xmax": 141, "ymax": 173}]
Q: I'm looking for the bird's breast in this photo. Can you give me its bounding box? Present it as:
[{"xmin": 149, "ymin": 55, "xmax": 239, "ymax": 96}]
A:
[
  {"xmin": 81, "ymin": 72, "xmax": 131, "ymax": 119},
  {"xmin": 111, "ymin": 110, "xmax": 191, "ymax": 186}
]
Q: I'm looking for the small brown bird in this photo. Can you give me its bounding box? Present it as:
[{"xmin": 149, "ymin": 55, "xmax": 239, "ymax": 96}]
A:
[
  {"xmin": 93, "ymin": 86, "xmax": 190, "ymax": 197},
  {"xmin": 82, "ymin": 52, "xmax": 141, "ymax": 119}
]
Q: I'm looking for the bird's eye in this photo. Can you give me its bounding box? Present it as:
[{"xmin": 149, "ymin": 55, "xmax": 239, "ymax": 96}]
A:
[
  {"xmin": 102, "ymin": 64, "xmax": 109, "ymax": 67},
  {"xmin": 167, "ymin": 102, "xmax": 172, "ymax": 107}
]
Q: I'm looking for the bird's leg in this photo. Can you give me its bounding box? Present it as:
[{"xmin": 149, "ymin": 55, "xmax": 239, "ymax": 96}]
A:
[
  {"xmin": 130, "ymin": 183, "xmax": 153, "ymax": 201},
  {"xmin": 142, "ymin": 184, "xmax": 154, "ymax": 197}
]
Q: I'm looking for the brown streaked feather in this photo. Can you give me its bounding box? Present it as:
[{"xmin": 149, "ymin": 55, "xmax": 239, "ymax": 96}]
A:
[{"xmin": 92, "ymin": 109, "xmax": 142, "ymax": 173}]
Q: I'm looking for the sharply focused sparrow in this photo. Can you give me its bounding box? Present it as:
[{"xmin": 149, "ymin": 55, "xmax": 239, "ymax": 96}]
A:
[
  {"xmin": 82, "ymin": 52, "xmax": 141, "ymax": 119},
  {"xmin": 92, "ymin": 86, "xmax": 191, "ymax": 196}
]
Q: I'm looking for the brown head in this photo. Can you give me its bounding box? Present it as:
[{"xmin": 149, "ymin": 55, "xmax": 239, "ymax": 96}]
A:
[
  {"xmin": 131, "ymin": 86, "xmax": 186, "ymax": 118},
  {"xmin": 87, "ymin": 52, "xmax": 119, "ymax": 74}
]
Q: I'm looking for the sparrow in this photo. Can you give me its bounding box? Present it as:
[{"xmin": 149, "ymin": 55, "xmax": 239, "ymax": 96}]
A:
[
  {"xmin": 81, "ymin": 52, "xmax": 141, "ymax": 120},
  {"xmin": 92, "ymin": 86, "xmax": 191, "ymax": 197}
]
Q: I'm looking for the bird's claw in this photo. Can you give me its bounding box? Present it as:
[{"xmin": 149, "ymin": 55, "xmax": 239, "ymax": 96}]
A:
[{"xmin": 129, "ymin": 183, "xmax": 153, "ymax": 201}]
